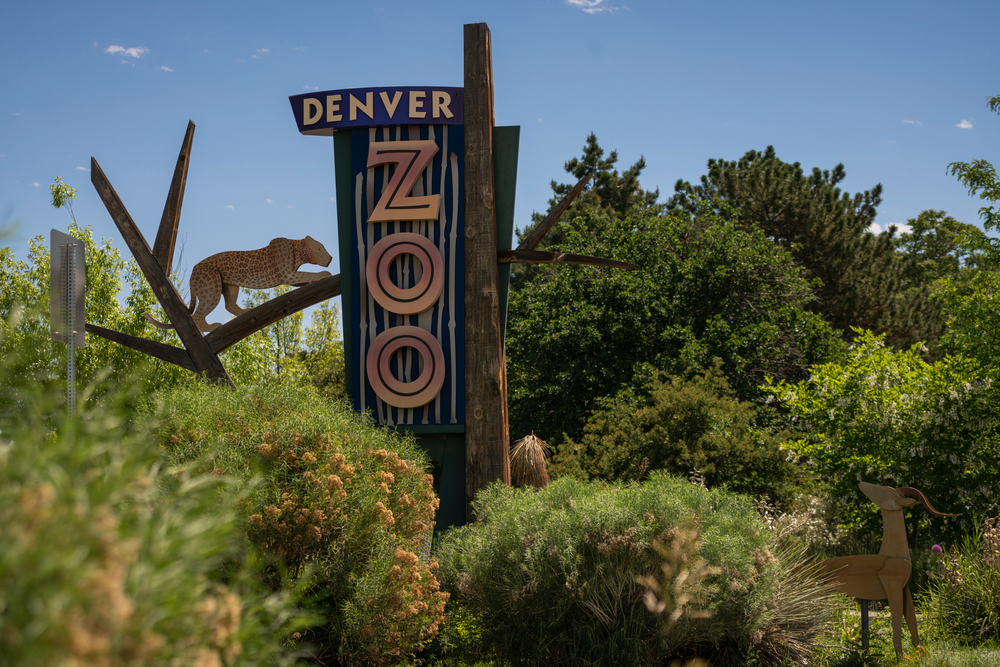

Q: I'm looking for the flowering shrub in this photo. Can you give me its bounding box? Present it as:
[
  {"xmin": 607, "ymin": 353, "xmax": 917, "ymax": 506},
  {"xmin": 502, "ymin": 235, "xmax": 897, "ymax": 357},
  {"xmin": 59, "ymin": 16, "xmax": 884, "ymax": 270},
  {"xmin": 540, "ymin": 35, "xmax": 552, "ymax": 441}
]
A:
[
  {"xmin": 435, "ymin": 473, "xmax": 833, "ymax": 666},
  {"xmin": 765, "ymin": 329, "xmax": 993, "ymax": 541},
  {"xmin": 927, "ymin": 517, "xmax": 1000, "ymax": 644},
  {"xmin": 0, "ymin": 348, "xmax": 303, "ymax": 666},
  {"xmin": 147, "ymin": 380, "xmax": 446, "ymax": 665}
]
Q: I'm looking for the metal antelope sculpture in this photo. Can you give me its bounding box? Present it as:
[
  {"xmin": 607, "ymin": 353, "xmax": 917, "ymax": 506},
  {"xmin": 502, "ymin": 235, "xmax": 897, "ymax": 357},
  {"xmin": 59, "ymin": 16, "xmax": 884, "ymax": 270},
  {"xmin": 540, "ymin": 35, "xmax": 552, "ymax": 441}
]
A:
[{"xmin": 819, "ymin": 482, "xmax": 959, "ymax": 655}]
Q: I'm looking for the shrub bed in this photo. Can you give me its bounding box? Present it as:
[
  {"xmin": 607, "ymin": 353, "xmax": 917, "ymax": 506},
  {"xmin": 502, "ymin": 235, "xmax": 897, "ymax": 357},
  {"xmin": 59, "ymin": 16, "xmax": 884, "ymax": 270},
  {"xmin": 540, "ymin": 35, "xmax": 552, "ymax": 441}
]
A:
[
  {"xmin": 434, "ymin": 473, "xmax": 831, "ymax": 666},
  {"xmin": 927, "ymin": 516, "xmax": 1000, "ymax": 645},
  {"xmin": 0, "ymin": 366, "xmax": 303, "ymax": 666},
  {"xmin": 146, "ymin": 380, "xmax": 447, "ymax": 665}
]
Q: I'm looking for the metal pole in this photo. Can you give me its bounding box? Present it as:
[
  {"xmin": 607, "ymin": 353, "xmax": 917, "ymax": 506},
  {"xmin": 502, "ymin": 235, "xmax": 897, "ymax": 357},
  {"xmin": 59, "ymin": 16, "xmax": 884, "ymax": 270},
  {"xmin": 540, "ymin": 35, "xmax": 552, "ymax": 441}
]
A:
[
  {"xmin": 859, "ymin": 598, "xmax": 869, "ymax": 652},
  {"xmin": 63, "ymin": 243, "xmax": 77, "ymax": 417}
]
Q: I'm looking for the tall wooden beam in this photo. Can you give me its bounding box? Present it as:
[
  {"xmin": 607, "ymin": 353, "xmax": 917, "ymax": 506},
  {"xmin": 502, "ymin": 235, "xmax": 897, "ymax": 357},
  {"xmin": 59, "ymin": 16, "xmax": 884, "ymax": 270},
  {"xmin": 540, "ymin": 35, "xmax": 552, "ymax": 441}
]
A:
[
  {"xmin": 464, "ymin": 22, "xmax": 510, "ymax": 520},
  {"xmin": 153, "ymin": 121, "xmax": 194, "ymax": 274},
  {"xmin": 91, "ymin": 157, "xmax": 233, "ymax": 386}
]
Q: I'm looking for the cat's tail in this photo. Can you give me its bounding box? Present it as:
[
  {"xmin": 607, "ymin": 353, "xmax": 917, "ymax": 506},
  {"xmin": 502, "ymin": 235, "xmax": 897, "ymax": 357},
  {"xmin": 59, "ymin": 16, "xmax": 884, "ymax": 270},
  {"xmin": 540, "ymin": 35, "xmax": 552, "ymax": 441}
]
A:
[
  {"xmin": 143, "ymin": 312, "xmax": 174, "ymax": 330},
  {"xmin": 143, "ymin": 294, "xmax": 197, "ymax": 330}
]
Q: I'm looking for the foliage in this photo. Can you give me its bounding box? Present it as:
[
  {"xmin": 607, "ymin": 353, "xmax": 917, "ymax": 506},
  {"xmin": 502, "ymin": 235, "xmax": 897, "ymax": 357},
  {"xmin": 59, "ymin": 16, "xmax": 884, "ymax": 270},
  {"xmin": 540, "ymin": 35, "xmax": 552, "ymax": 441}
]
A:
[
  {"xmin": 434, "ymin": 473, "xmax": 833, "ymax": 667},
  {"xmin": 948, "ymin": 95, "xmax": 1000, "ymax": 252},
  {"xmin": 550, "ymin": 365, "xmax": 809, "ymax": 508},
  {"xmin": 49, "ymin": 175, "xmax": 78, "ymax": 222},
  {"xmin": 895, "ymin": 210, "xmax": 989, "ymax": 289},
  {"xmin": 667, "ymin": 146, "xmax": 938, "ymax": 349},
  {"xmin": 146, "ymin": 379, "xmax": 446, "ymax": 666},
  {"xmin": 0, "ymin": 317, "xmax": 305, "ymax": 667},
  {"xmin": 506, "ymin": 203, "xmax": 843, "ymax": 444},
  {"xmin": 0, "ymin": 221, "xmax": 275, "ymax": 398},
  {"xmin": 926, "ymin": 516, "xmax": 1000, "ymax": 645},
  {"xmin": 765, "ymin": 329, "xmax": 995, "ymax": 543},
  {"xmin": 298, "ymin": 300, "xmax": 347, "ymax": 401},
  {"xmin": 515, "ymin": 133, "xmax": 662, "ymax": 251}
]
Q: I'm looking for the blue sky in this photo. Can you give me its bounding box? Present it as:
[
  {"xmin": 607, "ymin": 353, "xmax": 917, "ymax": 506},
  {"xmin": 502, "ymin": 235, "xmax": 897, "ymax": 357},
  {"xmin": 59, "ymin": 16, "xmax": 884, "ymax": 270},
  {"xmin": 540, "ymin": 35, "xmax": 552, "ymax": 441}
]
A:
[{"xmin": 2, "ymin": 0, "xmax": 997, "ymax": 321}]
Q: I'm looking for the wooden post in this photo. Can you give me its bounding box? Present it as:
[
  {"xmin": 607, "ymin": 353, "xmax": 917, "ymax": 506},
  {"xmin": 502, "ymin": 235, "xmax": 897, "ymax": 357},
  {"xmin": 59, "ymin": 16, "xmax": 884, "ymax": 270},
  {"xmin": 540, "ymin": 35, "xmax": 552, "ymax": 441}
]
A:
[
  {"xmin": 153, "ymin": 120, "xmax": 194, "ymax": 274},
  {"xmin": 91, "ymin": 157, "xmax": 233, "ymax": 386},
  {"xmin": 464, "ymin": 22, "xmax": 510, "ymax": 520}
]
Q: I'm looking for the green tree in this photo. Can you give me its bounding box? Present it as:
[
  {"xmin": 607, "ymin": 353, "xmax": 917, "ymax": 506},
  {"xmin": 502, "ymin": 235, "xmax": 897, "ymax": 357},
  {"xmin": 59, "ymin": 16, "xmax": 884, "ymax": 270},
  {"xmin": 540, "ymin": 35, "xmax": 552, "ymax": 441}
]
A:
[
  {"xmin": 506, "ymin": 202, "xmax": 842, "ymax": 445},
  {"xmin": 766, "ymin": 330, "xmax": 995, "ymax": 544},
  {"xmin": 298, "ymin": 300, "xmax": 346, "ymax": 400},
  {"xmin": 520, "ymin": 134, "xmax": 661, "ymax": 240},
  {"xmin": 243, "ymin": 285, "xmax": 305, "ymax": 378},
  {"xmin": 550, "ymin": 364, "xmax": 809, "ymax": 507},
  {"xmin": 895, "ymin": 210, "xmax": 988, "ymax": 289},
  {"xmin": 513, "ymin": 133, "xmax": 662, "ymax": 288},
  {"xmin": 949, "ymin": 94, "xmax": 1000, "ymax": 252},
  {"xmin": 667, "ymin": 147, "xmax": 936, "ymax": 349}
]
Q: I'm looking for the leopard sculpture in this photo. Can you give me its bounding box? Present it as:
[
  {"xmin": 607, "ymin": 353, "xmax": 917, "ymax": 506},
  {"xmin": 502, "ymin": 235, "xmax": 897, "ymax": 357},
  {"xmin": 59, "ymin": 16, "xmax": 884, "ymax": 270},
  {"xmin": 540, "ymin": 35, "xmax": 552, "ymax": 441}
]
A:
[{"xmin": 145, "ymin": 236, "xmax": 333, "ymax": 333}]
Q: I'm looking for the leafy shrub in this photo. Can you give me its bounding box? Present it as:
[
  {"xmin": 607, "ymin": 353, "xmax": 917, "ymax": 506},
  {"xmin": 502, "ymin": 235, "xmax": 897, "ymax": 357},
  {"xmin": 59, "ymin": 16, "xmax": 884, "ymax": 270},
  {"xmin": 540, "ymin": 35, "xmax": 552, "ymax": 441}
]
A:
[
  {"xmin": 927, "ymin": 516, "xmax": 1000, "ymax": 645},
  {"xmin": 434, "ymin": 473, "xmax": 832, "ymax": 666},
  {"xmin": 0, "ymin": 333, "xmax": 303, "ymax": 666},
  {"xmin": 506, "ymin": 203, "xmax": 843, "ymax": 445},
  {"xmin": 146, "ymin": 380, "xmax": 447, "ymax": 665},
  {"xmin": 766, "ymin": 329, "xmax": 992, "ymax": 543},
  {"xmin": 550, "ymin": 365, "xmax": 809, "ymax": 507}
]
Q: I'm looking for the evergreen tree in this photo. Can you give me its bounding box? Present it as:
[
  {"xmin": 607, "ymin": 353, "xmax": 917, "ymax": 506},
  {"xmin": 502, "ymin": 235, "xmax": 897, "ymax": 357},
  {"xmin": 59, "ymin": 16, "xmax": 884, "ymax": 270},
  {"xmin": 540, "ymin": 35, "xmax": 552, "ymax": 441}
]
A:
[{"xmin": 666, "ymin": 146, "xmax": 937, "ymax": 349}]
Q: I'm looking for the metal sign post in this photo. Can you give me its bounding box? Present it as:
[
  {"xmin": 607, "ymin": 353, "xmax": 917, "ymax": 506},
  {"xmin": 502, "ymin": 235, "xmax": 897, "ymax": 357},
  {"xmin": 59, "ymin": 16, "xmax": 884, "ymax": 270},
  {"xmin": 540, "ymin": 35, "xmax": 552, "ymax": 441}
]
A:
[{"xmin": 50, "ymin": 229, "xmax": 86, "ymax": 416}]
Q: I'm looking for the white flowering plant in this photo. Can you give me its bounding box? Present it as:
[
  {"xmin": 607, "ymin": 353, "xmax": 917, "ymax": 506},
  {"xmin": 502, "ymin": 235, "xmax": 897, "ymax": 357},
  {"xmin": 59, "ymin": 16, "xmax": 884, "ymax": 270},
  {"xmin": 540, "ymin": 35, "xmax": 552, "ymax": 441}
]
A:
[{"xmin": 764, "ymin": 329, "xmax": 995, "ymax": 543}]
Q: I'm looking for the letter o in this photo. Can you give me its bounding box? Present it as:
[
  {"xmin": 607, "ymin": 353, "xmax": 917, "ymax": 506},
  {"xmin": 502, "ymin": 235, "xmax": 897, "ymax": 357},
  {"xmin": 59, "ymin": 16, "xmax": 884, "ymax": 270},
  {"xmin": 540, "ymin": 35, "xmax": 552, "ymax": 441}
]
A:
[
  {"xmin": 366, "ymin": 326, "xmax": 445, "ymax": 408},
  {"xmin": 366, "ymin": 233, "xmax": 443, "ymax": 314}
]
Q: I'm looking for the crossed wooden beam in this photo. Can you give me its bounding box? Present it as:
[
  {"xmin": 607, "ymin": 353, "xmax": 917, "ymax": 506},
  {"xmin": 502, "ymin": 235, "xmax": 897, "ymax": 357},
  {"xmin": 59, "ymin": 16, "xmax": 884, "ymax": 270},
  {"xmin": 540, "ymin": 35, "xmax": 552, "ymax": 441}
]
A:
[{"xmin": 87, "ymin": 123, "xmax": 632, "ymax": 387}]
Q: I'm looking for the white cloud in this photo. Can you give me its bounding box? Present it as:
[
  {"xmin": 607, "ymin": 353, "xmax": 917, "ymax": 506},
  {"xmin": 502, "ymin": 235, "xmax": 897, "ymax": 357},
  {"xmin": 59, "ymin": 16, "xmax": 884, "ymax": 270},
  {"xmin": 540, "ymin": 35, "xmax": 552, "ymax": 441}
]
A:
[
  {"xmin": 237, "ymin": 58, "xmax": 245, "ymax": 63},
  {"xmin": 32, "ymin": 182, "xmax": 40, "ymax": 187},
  {"xmin": 292, "ymin": 46, "xmax": 307, "ymax": 52},
  {"xmin": 566, "ymin": 0, "xmax": 620, "ymax": 13},
  {"xmin": 957, "ymin": 119, "xmax": 973, "ymax": 129},
  {"xmin": 303, "ymin": 85, "xmax": 319, "ymax": 91},
  {"xmin": 903, "ymin": 119, "xmax": 922, "ymax": 126},
  {"xmin": 869, "ymin": 222, "xmax": 911, "ymax": 236},
  {"xmin": 252, "ymin": 55, "xmax": 260, "ymax": 59},
  {"xmin": 105, "ymin": 45, "xmax": 149, "ymax": 58},
  {"xmin": 266, "ymin": 199, "xmax": 273, "ymax": 204},
  {"xmin": 75, "ymin": 166, "xmax": 89, "ymax": 171},
  {"xmin": 330, "ymin": 197, "xmax": 336, "ymax": 201},
  {"xmin": 159, "ymin": 65, "xmax": 173, "ymax": 72},
  {"xmin": 225, "ymin": 205, "xmax": 234, "ymax": 210},
  {"xmin": 257, "ymin": 47, "xmax": 270, "ymax": 53},
  {"xmin": 286, "ymin": 205, "xmax": 292, "ymax": 209}
]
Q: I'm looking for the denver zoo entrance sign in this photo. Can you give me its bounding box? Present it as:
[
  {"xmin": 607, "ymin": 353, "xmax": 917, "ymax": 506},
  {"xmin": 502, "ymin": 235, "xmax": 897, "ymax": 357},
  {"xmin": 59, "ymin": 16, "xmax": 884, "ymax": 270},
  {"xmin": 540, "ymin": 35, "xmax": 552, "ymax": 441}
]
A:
[
  {"xmin": 289, "ymin": 25, "xmax": 633, "ymax": 528},
  {"xmin": 289, "ymin": 27, "xmax": 520, "ymax": 529}
]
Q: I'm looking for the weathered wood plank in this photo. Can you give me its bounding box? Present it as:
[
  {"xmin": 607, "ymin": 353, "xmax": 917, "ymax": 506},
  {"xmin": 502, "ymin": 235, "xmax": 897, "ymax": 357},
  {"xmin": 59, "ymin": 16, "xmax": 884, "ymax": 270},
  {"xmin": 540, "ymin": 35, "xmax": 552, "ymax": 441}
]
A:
[
  {"xmin": 90, "ymin": 157, "xmax": 233, "ymax": 386},
  {"xmin": 153, "ymin": 121, "xmax": 194, "ymax": 275},
  {"xmin": 516, "ymin": 173, "xmax": 592, "ymax": 251},
  {"xmin": 85, "ymin": 323, "xmax": 197, "ymax": 371},
  {"xmin": 206, "ymin": 274, "xmax": 342, "ymax": 354},
  {"xmin": 498, "ymin": 249, "xmax": 637, "ymax": 269},
  {"xmin": 464, "ymin": 22, "xmax": 510, "ymax": 521}
]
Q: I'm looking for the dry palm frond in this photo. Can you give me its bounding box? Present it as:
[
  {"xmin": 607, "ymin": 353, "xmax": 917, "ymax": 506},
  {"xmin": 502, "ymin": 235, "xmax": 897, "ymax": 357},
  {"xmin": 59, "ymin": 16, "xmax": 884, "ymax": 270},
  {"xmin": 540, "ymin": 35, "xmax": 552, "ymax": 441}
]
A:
[{"xmin": 511, "ymin": 433, "xmax": 550, "ymax": 488}]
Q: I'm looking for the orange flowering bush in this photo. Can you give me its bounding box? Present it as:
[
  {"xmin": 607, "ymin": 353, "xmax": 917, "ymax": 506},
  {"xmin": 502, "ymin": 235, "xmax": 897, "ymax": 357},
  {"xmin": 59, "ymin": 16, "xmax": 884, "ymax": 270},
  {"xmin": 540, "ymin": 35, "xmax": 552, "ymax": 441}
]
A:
[
  {"xmin": 0, "ymin": 355, "xmax": 304, "ymax": 667},
  {"xmin": 148, "ymin": 380, "xmax": 446, "ymax": 665}
]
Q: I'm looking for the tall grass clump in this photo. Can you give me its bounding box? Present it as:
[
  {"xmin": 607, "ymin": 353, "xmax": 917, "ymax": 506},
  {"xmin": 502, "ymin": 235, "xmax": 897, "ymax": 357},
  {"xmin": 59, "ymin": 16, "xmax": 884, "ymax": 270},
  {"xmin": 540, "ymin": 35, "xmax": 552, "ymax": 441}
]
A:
[
  {"xmin": 145, "ymin": 380, "xmax": 448, "ymax": 666},
  {"xmin": 926, "ymin": 516, "xmax": 1000, "ymax": 645},
  {"xmin": 434, "ymin": 472, "xmax": 834, "ymax": 666},
  {"xmin": 0, "ymin": 319, "xmax": 304, "ymax": 667}
]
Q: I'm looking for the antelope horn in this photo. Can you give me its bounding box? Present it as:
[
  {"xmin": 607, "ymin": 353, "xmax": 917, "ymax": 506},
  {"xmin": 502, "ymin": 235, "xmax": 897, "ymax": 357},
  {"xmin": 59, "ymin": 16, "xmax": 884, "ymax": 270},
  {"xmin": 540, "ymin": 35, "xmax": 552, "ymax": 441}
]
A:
[{"xmin": 896, "ymin": 487, "xmax": 961, "ymax": 517}]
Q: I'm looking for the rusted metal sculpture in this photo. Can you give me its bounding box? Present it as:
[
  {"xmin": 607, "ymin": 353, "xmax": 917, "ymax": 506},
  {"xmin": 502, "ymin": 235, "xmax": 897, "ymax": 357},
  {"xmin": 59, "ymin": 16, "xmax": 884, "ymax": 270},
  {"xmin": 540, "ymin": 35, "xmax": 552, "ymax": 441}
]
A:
[
  {"xmin": 819, "ymin": 482, "xmax": 959, "ymax": 655},
  {"xmin": 87, "ymin": 121, "xmax": 343, "ymax": 385}
]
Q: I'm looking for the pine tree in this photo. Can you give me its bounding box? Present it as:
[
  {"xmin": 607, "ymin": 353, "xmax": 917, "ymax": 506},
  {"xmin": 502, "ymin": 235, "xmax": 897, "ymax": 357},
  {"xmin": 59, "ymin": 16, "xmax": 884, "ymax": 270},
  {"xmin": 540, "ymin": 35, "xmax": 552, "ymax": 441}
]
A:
[{"xmin": 666, "ymin": 146, "xmax": 937, "ymax": 348}]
